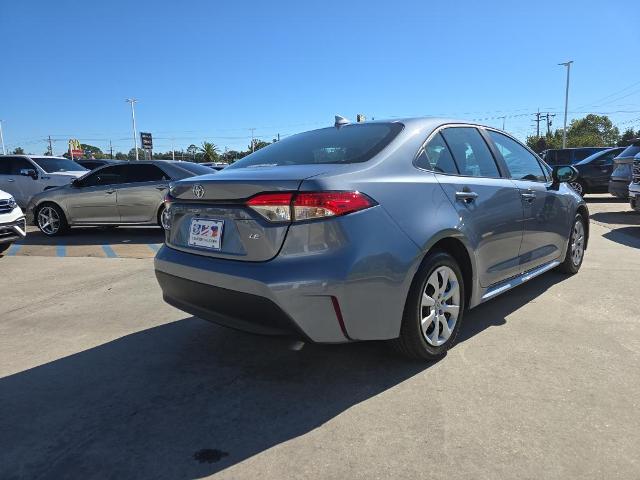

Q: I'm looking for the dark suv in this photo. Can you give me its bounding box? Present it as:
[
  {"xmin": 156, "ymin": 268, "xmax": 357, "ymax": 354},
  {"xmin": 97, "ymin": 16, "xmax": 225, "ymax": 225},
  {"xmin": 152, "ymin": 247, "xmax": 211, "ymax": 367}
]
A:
[
  {"xmin": 609, "ymin": 139, "xmax": 640, "ymax": 198},
  {"xmin": 543, "ymin": 147, "xmax": 609, "ymax": 166},
  {"xmin": 568, "ymin": 147, "xmax": 624, "ymax": 196}
]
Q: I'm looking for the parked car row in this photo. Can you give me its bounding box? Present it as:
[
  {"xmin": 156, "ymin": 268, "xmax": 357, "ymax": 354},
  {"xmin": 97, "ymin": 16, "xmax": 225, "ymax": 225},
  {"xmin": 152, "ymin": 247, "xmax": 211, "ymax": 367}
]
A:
[
  {"xmin": 541, "ymin": 142, "xmax": 640, "ymax": 201},
  {"xmin": 0, "ymin": 155, "xmax": 218, "ymax": 236}
]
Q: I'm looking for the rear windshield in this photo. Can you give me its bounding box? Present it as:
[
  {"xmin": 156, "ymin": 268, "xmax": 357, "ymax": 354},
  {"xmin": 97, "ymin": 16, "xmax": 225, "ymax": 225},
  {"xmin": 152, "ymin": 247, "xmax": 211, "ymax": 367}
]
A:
[
  {"xmin": 176, "ymin": 162, "xmax": 215, "ymax": 176},
  {"xmin": 617, "ymin": 144, "xmax": 640, "ymax": 159},
  {"xmin": 227, "ymin": 123, "xmax": 404, "ymax": 169},
  {"xmin": 31, "ymin": 157, "xmax": 87, "ymax": 173}
]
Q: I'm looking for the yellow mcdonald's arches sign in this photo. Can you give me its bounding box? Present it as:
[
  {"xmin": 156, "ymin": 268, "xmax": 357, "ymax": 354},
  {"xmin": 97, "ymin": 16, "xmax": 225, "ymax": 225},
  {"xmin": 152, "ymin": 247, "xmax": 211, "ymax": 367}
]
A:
[{"xmin": 68, "ymin": 139, "xmax": 83, "ymax": 158}]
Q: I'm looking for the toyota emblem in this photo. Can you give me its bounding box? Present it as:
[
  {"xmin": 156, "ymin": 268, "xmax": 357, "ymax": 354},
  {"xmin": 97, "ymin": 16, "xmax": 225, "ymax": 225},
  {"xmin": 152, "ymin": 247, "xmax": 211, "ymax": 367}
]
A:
[{"xmin": 193, "ymin": 184, "xmax": 205, "ymax": 199}]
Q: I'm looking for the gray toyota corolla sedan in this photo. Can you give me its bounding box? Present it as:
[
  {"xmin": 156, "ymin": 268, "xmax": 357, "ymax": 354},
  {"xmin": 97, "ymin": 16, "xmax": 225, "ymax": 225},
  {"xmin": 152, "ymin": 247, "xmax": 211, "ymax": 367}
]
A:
[
  {"xmin": 155, "ymin": 118, "xmax": 588, "ymax": 360},
  {"xmin": 26, "ymin": 160, "xmax": 214, "ymax": 236}
]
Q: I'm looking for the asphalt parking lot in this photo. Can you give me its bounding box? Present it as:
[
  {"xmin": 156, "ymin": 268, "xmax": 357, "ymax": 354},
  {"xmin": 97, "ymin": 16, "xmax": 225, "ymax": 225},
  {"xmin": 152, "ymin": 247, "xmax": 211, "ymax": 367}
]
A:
[{"xmin": 1, "ymin": 195, "xmax": 639, "ymax": 479}]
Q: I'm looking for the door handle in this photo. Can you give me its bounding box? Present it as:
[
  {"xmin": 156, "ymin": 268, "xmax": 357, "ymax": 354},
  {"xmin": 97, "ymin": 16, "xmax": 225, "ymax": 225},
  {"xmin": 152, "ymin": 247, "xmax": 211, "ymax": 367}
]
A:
[
  {"xmin": 521, "ymin": 191, "xmax": 536, "ymax": 203},
  {"xmin": 106, "ymin": 189, "xmax": 116, "ymax": 194},
  {"xmin": 156, "ymin": 186, "xmax": 167, "ymax": 191},
  {"xmin": 455, "ymin": 191, "xmax": 478, "ymax": 203},
  {"xmin": 7, "ymin": 179, "xmax": 15, "ymax": 183}
]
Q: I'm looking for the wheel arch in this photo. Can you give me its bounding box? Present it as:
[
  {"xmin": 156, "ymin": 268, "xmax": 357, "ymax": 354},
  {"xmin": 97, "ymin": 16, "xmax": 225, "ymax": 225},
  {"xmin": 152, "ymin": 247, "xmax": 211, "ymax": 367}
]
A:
[
  {"xmin": 415, "ymin": 231, "xmax": 476, "ymax": 308},
  {"xmin": 576, "ymin": 204, "xmax": 589, "ymax": 250},
  {"xmin": 33, "ymin": 200, "xmax": 67, "ymax": 225}
]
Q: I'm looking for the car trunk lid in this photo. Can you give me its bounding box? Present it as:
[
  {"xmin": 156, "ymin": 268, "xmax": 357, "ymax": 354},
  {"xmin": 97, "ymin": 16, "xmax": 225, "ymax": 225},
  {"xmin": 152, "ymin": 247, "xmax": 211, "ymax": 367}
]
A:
[{"xmin": 165, "ymin": 164, "xmax": 332, "ymax": 261}]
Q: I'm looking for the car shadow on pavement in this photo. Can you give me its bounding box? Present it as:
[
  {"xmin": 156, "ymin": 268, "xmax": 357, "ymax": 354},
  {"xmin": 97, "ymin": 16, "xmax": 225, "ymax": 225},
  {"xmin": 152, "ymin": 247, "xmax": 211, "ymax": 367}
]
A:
[
  {"xmin": 0, "ymin": 272, "xmax": 569, "ymax": 479},
  {"xmin": 602, "ymin": 228, "xmax": 640, "ymax": 249},
  {"xmin": 584, "ymin": 196, "xmax": 627, "ymax": 204},
  {"xmin": 590, "ymin": 211, "xmax": 640, "ymax": 228},
  {"xmin": 18, "ymin": 226, "xmax": 164, "ymax": 246}
]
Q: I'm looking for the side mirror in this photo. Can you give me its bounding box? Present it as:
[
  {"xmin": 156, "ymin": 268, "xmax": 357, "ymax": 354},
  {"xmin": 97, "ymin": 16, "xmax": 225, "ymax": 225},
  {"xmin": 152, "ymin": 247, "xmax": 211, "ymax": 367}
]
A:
[
  {"xmin": 71, "ymin": 178, "xmax": 82, "ymax": 187},
  {"xmin": 19, "ymin": 168, "xmax": 38, "ymax": 179},
  {"xmin": 552, "ymin": 165, "xmax": 577, "ymax": 184}
]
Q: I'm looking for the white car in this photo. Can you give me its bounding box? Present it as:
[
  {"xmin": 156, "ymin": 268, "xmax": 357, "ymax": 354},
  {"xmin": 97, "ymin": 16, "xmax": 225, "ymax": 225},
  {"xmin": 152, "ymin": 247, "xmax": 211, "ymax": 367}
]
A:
[
  {"xmin": 0, "ymin": 189, "xmax": 26, "ymax": 254},
  {"xmin": 0, "ymin": 155, "xmax": 87, "ymax": 208}
]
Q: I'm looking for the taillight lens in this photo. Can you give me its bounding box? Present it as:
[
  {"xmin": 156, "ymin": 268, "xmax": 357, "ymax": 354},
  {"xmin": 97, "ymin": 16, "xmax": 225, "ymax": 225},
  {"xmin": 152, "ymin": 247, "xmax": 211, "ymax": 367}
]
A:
[
  {"xmin": 246, "ymin": 192, "xmax": 293, "ymax": 222},
  {"xmin": 246, "ymin": 191, "xmax": 375, "ymax": 222}
]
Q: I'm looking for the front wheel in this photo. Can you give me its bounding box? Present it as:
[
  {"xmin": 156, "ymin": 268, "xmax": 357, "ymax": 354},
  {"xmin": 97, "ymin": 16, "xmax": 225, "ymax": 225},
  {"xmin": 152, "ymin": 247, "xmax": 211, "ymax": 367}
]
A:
[
  {"xmin": 569, "ymin": 180, "xmax": 586, "ymax": 197},
  {"xmin": 391, "ymin": 251, "xmax": 466, "ymax": 360},
  {"xmin": 558, "ymin": 214, "xmax": 586, "ymax": 274},
  {"xmin": 0, "ymin": 243, "xmax": 11, "ymax": 255}
]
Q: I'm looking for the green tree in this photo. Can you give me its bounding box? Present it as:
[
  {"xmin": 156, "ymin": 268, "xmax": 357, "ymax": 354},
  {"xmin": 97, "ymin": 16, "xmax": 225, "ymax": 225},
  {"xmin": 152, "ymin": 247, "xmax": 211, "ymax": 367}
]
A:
[
  {"xmin": 220, "ymin": 150, "xmax": 246, "ymax": 163},
  {"xmin": 80, "ymin": 144, "xmax": 105, "ymax": 159},
  {"xmin": 199, "ymin": 142, "xmax": 220, "ymax": 162},
  {"xmin": 566, "ymin": 114, "xmax": 619, "ymax": 147},
  {"xmin": 248, "ymin": 139, "xmax": 270, "ymax": 152},
  {"xmin": 128, "ymin": 148, "xmax": 146, "ymax": 160},
  {"xmin": 12, "ymin": 147, "xmax": 25, "ymax": 155},
  {"xmin": 618, "ymin": 128, "xmax": 639, "ymax": 146},
  {"xmin": 114, "ymin": 152, "xmax": 128, "ymax": 160},
  {"xmin": 186, "ymin": 144, "xmax": 198, "ymax": 160}
]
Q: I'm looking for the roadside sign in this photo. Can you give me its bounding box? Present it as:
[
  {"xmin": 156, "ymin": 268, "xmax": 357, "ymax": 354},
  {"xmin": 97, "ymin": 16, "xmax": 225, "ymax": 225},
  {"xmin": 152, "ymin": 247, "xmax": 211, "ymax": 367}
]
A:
[
  {"xmin": 68, "ymin": 139, "xmax": 83, "ymax": 158},
  {"xmin": 140, "ymin": 132, "xmax": 153, "ymax": 150}
]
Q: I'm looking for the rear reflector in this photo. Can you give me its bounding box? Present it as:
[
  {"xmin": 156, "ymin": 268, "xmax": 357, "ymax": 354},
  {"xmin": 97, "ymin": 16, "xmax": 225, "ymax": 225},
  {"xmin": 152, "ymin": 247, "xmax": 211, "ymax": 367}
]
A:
[{"xmin": 246, "ymin": 191, "xmax": 375, "ymax": 222}]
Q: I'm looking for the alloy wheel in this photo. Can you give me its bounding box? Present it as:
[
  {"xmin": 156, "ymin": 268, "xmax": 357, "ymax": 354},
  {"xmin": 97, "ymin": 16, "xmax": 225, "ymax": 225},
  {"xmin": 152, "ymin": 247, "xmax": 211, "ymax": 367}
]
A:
[
  {"xmin": 569, "ymin": 181, "xmax": 583, "ymax": 196},
  {"xmin": 37, "ymin": 206, "xmax": 61, "ymax": 235},
  {"xmin": 420, "ymin": 266, "xmax": 461, "ymax": 347},
  {"xmin": 571, "ymin": 220, "xmax": 585, "ymax": 266}
]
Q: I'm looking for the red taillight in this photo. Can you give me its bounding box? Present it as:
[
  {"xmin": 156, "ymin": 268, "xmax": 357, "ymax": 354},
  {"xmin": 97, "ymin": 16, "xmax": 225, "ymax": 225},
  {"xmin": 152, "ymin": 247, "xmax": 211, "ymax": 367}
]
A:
[
  {"xmin": 294, "ymin": 192, "xmax": 375, "ymax": 220},
  {"xmin": 246, "ymin": 191, "xmax": 375, "ymax": 222}
]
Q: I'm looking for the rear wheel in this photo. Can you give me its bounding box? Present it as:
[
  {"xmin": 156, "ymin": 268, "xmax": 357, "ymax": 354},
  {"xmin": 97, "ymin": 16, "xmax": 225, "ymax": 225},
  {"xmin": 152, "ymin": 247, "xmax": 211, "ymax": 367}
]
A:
[
  {"xmin": 391, "ymin": 251, "xmax": 466, "ymax": 360},
  {"xmin": 558, "ymin": 214, "xmax": 586, "ymax": 274},
  {"xmin": 36, "ymin": 203, "xmax": 68, "ymax": 236},
  {"xmin": 0, "ymin": 243, "xmax": 10, "ymax": 254}
]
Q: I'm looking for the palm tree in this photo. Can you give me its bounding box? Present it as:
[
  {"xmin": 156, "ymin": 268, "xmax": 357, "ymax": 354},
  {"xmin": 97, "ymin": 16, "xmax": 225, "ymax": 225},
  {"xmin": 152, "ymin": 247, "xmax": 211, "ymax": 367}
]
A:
[{"xmin": 199, "ymin": 142, "xmax": 219, "ymax": 162}]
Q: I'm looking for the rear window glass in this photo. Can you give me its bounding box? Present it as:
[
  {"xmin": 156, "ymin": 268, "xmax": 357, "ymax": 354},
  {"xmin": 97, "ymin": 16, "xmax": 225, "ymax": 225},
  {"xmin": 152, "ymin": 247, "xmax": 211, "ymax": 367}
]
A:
[
  {"xmin": 617, "ymin": 144, "xmax": 640, "ymax": 159},
  {"xmin": 176, "ymin": 162, "xmax": 215, "ymax": 176},
  {"xmin": 226, "ymin": 123, "xmax": 404, "ymax": 169},
  {"xmin": 31, "ymin": 157, "xmax": 87, "ymax": 173}
]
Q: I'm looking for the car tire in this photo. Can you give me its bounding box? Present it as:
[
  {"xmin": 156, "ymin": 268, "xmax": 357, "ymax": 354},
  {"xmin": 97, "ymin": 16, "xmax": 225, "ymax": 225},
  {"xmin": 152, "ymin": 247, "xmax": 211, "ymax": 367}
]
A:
[
  {"xmin": 391, "ymin": 251, "xmax": 466, "ymax": 360},
  {"xmin": 0, "ymin": 243, "xmax": 10, "ymax": 254},
  {"xmin": 158, "ymin": 205, "xmax": 168, "ymax": 230},
  {"xmin": 558, "ymin": 213, "xmax": 586, "ymax": 274},
  {"xmin": 569, "ymin": 180, "xmax": 586, "ymax": 197},
  {"xmin": 35, "ymin": 203, "xmax": 69, "ymax": 237}
]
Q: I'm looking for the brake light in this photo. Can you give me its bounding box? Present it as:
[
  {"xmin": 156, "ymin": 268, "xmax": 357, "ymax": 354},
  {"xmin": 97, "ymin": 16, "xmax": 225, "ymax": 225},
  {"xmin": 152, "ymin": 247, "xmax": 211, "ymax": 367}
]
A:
[{"xmin": 246, "ymin": 191, "xmax": 375, "ymax": 222}]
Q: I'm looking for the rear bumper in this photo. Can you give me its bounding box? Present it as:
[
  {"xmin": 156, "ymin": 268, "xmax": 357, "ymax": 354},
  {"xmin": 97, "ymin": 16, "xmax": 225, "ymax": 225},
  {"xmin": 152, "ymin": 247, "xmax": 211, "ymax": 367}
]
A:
[
  {"xmin": 0, "ymin": 217, "xmax": 27, "ymax": 244},
  {"xmin": 154, "ymin": 207, "xmax": 421, "ymax": 343},
  {"xmin": 156, "ymin": 270, "xmax": 311, "ymax": 339},
  {"xmin": 630, "ymin": 187, "xmax": 640, "ymax": 211},
  {"xmin": 609, "ymin": 179, "xmax": 630, "ymax": 198}
]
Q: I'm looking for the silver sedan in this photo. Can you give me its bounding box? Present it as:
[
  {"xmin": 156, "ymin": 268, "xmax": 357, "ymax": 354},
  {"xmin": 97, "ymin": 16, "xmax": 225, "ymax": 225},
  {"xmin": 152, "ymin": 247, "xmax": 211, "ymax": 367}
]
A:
[{"xmin": 26, "ymin": 161, "xmax": 214, "ymax": 236}]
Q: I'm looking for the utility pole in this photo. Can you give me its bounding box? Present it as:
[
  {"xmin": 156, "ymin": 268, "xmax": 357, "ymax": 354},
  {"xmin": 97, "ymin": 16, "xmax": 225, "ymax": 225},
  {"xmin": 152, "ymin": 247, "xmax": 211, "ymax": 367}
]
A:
[
  {"xmin": 277, "ymin": 132, "xmax": 280, "ymax": 142},
  {"xmin": 0, "ymin": 120, "xmax": 5, "ymax": 155},
  {"xmin": 249, "ymin": 128, "xmax": 256, "ymax": 152},
  {"xmin": 533, "ymin": 110, "xmax": 542, "ymax": 137},
  {"xmin": 125, "ymin": 98, "xmax": 139, "ymax": 160},
  {"xmin": 498, "ymin": 116, "xmax": 506, "ymax": 131},
  {"xmin": 47, "ymin": 135, "xmax": 53, "ymax": 156},
  {"xmin": 558, "ymin": 61, "xmax": 573, "ymax": 148},
  {"xmin": 171, "ymin": 138, "xmax": 175, "ymax": 161},
  {"xmin": 109, "ymin": 140, "xmax": 113, "ymax": 159},
  {"xmin": 540, "ymin": 113, "xmax": 556, "ymax": 136}
]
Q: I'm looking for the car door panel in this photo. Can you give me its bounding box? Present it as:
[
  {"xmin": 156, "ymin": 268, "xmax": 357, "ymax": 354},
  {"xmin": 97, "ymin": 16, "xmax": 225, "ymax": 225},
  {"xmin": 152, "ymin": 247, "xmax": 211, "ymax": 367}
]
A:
[
  {"xmin": 116, "ymin": 182, "xmax": 166, "ymax": 223},
  {"xmin": 437, "ymin": 127, "xmax": 525, "ymax": 287},
  {"xmin": 486, "ymin": 130, "xmax": 569, "ymax": 272},
  {"xmin": 66, "ymin": 185, "xmax": 119, "ymax": 223}
]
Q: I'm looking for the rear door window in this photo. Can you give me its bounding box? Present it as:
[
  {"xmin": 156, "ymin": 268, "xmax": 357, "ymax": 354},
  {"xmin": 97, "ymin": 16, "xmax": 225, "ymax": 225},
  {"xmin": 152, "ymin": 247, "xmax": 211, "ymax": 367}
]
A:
[
  {"xmin": 488, "ymin": 131, "xmax": 547, "ymax": 182},
  {"xmin": 440, "ymin": 127, "xmax": 501, "ymax": 178},
  {"xmin": 124, "ymin": 164, "xmax": 168, "ymax": 182},
  {"xmin": 9, "ymin": 158, "xmax": 34, "ymax": 175},
  {"xmin": 415, "ymin": 133, "xmax": 458, "ymax": 174}
]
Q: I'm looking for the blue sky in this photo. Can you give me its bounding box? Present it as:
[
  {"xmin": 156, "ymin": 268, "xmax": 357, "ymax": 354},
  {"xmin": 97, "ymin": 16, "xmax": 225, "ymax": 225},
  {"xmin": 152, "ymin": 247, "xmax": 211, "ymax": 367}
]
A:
[{"xmin": 1, "ymin": 0, "xmax": 639, "ymax": 155}]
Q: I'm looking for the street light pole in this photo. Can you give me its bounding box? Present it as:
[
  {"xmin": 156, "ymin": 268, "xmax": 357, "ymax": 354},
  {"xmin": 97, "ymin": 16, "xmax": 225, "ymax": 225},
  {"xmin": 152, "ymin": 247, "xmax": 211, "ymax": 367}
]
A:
[
  {"xmin": 125, "ymin": 98, "xmax": 139, "ymax": 160},
  {"xmin": 0, "ymin": 120, "xmax": 5, "ymax": 155},
  {"xmin": 558, "ymin": 61, "xmax": 573, "ymax": 149}
]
